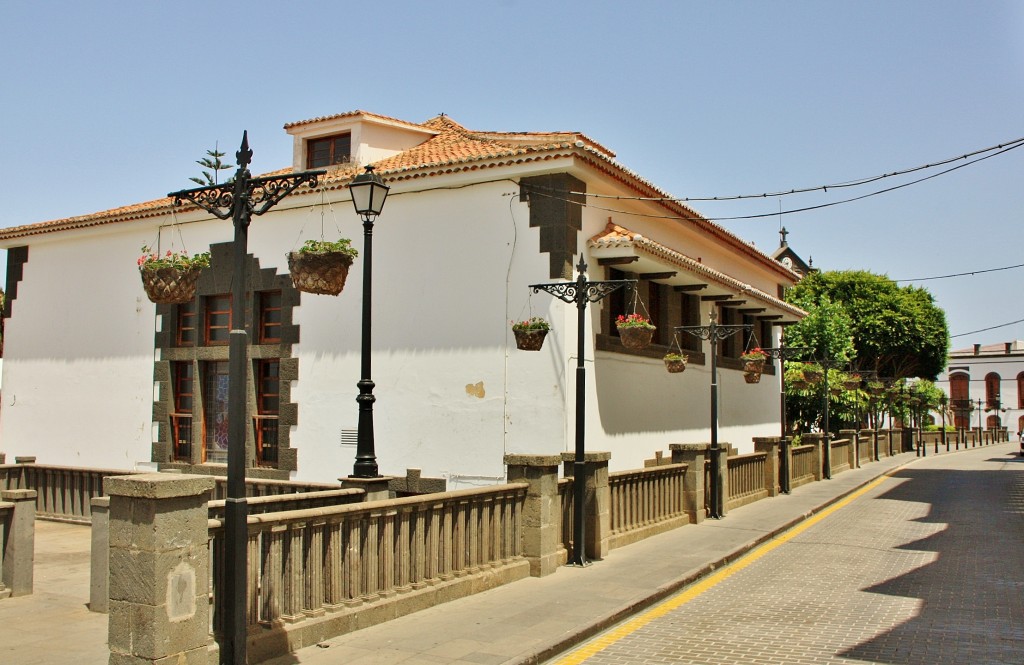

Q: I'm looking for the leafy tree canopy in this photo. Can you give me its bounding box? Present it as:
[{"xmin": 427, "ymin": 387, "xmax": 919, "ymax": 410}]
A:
[{"xmin": 786, "ymin": 270, "xmax": 949, "ymax": 380}]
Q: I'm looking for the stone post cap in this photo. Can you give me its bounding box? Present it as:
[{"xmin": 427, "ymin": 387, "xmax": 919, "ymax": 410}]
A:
[
  {"xmin": 669, "ymin": 443, "xmax": 711, "ymax": 452},
  {"xmin": 559, "ymin": 451, "xmax": 611, "ymax": 463},
  {"xmin": 91, "ymin": 496, "xmax": 110, "ymax": 508},
  {"xmin": 504, "ymin": 454, "xmax": 563, "ymax": 467},
  {"xmin": 105, "ymin": 473, "xmax": 215, "ymax": 499},
  {"xmin": 0, "ymin": 489, "xmax": 37, "ymax": 501},
  {"xmin": 752, "ymin": 436, "xmax": 782, "ymax": 444}
]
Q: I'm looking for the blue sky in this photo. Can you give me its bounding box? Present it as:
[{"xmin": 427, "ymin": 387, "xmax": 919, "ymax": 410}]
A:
[{"xmin": 2, "ymin": 1, "xmax": 1022, "ymax": 348}]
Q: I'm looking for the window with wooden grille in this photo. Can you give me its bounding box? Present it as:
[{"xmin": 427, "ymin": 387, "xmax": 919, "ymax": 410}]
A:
[
  {"xmin": 255, "ymin": 360, "xmax": 280, "ymax": 465},
  {"xmin": 176, "ymin": 301, "xmax": 196, "ymax": 347},
  {"xmin": 170, "ymin": 362, "xmax": 193, "ymax": 461},
  {"xmin": 205, "ymin": 295, "xmax": 231, "ymax": 346},
  {"xmin": 259, "ymin": 291, "xmax": 282, "ymax": 344},
  {"xmin": 307, "ymin": 134, "xmax": 351, "ymax": 168}
]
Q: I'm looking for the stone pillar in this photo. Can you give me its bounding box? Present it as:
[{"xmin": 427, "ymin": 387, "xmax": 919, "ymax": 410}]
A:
[
  {"xmin": 561, "ymin": 452, "xmax": 611, "ymax": 560},
  {"xmin": 753, "ymin": 437, "xmax": 781, "ymax": 497},
  {"xmin": 504, "ymin": 455, "xmax": 564, "ymax": 577},
  {"xmin": 90, "ymin": 497, "xmax": 110, "ymax": 613},
  {"xmin": 106, "ymin": 473, "xmax": 216, "ymax": 665},
  {"xmin": 839, "ymin": 430, "xmax": 857, "ymax": 469},
  {"xmin": 338, "ymin": 475, "xmax": 394, "ymax": 502},
  {"xmin": 670, "ymin": 444, "xmax": 709, "ymax": 523},
  {"xmin": 715, "ymin": 445, "xmax": 730, "ymax": 517},
  {"xmin": 803, "ymin": 434, "xmax": 825, "ymax": 481},
  {"xmin": 1, "ymin": 489, "xmax": 36, "ymax": 596}
]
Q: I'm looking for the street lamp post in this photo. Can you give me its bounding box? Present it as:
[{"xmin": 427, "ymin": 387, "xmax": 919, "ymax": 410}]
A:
[
  {"xmin": 170, "ymin": 132, "xmax": 323, "ymax": 665},
  {"xmin": 531, "ymin": 255, "xmax": 633, "ymax": 567},
  {"xmin": 761, "ymin": 343, "xmax": 812, "ymax": 494},
  {"xmin": 678, "ymin": 312, "xmax": 751, "ymax": 519},
  {"xmin": 348, "ymin": 166, "xmax": 390, "ymax": 478}
]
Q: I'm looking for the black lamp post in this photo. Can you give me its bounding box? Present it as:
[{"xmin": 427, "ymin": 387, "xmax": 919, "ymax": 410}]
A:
[
  {"xmin": 348, "ymin": 166, "xmax": 390, "ymax": 478},
  {"xmin": 170, "ymin": 132, "xmax": 323, "ymax": 665},
  {"xmin": 531, "ymin": 255, "xmax": 632, "ymax": 566},
  {"xmin": 678, "ymin": 312, "xmax": 751, "ymax": 519},
  {"xmin": 939, "ymin": 394, "xmax": 949, "ymax": 451},
  {"xmin": 762, "ymin": 343, "xmax": 811, "ymax": 494}
]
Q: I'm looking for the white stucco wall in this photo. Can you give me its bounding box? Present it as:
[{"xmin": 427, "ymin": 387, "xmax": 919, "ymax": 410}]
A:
[{"xmin": 0, "ymin": 162, "xmax": 788, "ymax": 481}]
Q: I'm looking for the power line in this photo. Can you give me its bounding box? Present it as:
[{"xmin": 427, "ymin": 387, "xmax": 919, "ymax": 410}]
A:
[
  {"xmin": 524, "ymin": 139, "xmax": 1024, "ymax": 223},
  {"xmin": 895, "ymin": 263, "xmax": 1024, "ymax": 283},
  {"xmin": 584, "ymin": 136, "xmax": 1024, "ymax": 203},
  {"xmin": 951, "ymin": 318, "xmax": 1024, "ymax": 339}
]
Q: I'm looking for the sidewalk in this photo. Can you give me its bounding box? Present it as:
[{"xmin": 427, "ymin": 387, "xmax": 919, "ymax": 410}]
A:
[
  {"xmin": 2, "ymin": 444, "xmax": 1007, "ymax": 665},
  {"xmin": 270, "ymin": 446, "xmax": 974, "ymax": 665}
]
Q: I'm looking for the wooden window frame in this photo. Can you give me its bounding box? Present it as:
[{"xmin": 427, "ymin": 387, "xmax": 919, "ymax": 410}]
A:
[
  {"xmin": 255, "ymin": 359, "xmax": 280, "ymax": 466},
  {"xmin": 176, "ymin": 301, "xmax": 197, "ymax": 347},
  {"xmin": 306, "ymin": 133, "xmax": 351, "ymax": 169},
  {"xmin": 204, "ymin": 295, "xmax": 232, "ymax": 346},
  {"xmin": 259, "ymin": 291, "xmax": 283, "ymax": 344},
  {"xmin": 170, "ymin": 362, "xmax": 193, "ymax": 461}
]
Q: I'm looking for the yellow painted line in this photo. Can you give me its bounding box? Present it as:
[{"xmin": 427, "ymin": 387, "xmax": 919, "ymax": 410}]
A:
[{"xmin": 550, "ymin": 475, "xmax": 891, "ymax": 665}]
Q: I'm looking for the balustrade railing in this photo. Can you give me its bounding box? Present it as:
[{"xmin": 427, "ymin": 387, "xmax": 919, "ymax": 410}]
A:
[
  {"xmin": 830, "ymin": 439, "xmax": 851, "ymax": 474},
  {"xmin": 208, "ymin": 483, "xmax": 528, "ymax": 636},
  {"xmin": 608, "ymin": 464, "xmax": 686, "ymax": 546},
  {"xmin": 726, "ymin": 452, "xmax": 768, "ymax": 510},
  {"xmin": 791, "ymin": 444, "xmax": 816, "ymax": 488}
]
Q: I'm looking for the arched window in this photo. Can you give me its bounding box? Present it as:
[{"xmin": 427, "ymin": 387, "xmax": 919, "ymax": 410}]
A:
[
  {"xmin": 986, "ymin": 414, "xmax": 1002, "ymax": 430},
  {"xmin": 985, "ymin": 372, "xmax": 1001, "ymax": 410},
  {"xmin": 950, "ymin": 373, "xmax": 970, "ymax": 429},
  {"xmin": 1017, "ymin": 372, "xmax": 1024, "ymax": 409}
]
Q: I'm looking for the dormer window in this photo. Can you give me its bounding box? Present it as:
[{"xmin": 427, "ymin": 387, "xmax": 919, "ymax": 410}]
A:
[{"xmin": 307, "ymin": 133, "xmax": 351, "ymax": 168}]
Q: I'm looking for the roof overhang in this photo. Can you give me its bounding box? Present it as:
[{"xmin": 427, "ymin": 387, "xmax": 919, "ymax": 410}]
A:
[{"xmin": 588, "ymin": 223, "xmax": 806, "ymax": 323}]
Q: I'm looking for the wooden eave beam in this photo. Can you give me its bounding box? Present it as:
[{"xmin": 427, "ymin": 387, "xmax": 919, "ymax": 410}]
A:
[
  {"xmin": 738, "ymin": 308, "xmax": 766, "ymax": 314},
  {"xmin": 674, "ymin": 284, "xmax": 708, "ymax": 292},
  {"xmin": 597, "ymin": 257, "xmax": 639, "ymax": 266},
  {"xmin": 639, "ymin": 271, "xmax": 678, "ymax": 280},
  {"xmin": 701, "ymin": 294, "xmax": 734, "ymax": 302},
  {"xmin": 719, "ymin": 300, "xmax": 748, "ymax": 308}
]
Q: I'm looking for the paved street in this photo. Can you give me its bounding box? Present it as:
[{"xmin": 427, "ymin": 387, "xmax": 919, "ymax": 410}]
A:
[{"xmin": 548, "ymin": 445, "xmax": 1024, "ymax": 665}]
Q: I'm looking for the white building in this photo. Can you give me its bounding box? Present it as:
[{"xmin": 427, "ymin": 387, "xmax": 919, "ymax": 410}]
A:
[
  {"xmin": 937, "ymin": 341, "xmax": 1024, "ymax": 435},
  {"xmin": 0, "ymin": 110, "xmax": 804, "ymax": 485}
]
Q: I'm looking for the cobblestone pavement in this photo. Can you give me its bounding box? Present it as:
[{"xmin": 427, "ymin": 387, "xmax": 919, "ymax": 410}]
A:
[{"xmin": 550, "ymin": 447, "xmax": 1024, "ymax": 665}]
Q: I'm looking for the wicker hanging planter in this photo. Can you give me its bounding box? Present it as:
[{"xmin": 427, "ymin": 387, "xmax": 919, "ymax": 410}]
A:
[
  {"xmin": 140, "ymin": 265, "xmax": 203, "ymax": 305},
  {"xmin": 742, "ymin": 356, "xmax": 765, "ymax": 384},
  {"xmin": 287, "ymin": 250, "xmax": 355, "ymax": 296},
  {"xmin": 513, "ymin": 328, "xmax": 548, "ymax": 351},
  {"xmin": 744, "ymin": 370, "xmax": 762, "ymax": 384},
  {"xmin": 843, "ymin": 379, "xmax": 861, "ymax": 390},
  {"xmin": 664, "ymin": 355, "xmax": 688, "ymax": 373},
  {"xmin": 803, "ymin": 367, "xmax": 824, "ymax": 384},
  {"xmin": 619, "ymin": 326, "xmax": 654, "ymax": 351},
  {"xmin": 137, "ymin": 246, "xmax": 209, "ymax": 305}
]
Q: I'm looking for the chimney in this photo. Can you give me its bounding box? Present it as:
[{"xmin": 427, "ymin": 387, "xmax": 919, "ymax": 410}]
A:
[
  {"xmin": 1006, "ymin": 343, "xmax": 1012, "ymax": 355},
  {"xmin": 974, "ymin": 344, "xmax": 981, "ymax": 355}
]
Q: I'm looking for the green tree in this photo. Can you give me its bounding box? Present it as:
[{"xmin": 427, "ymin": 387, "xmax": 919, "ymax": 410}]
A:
[
  {"xmin": 189, "ymin": 145, "xmax": 233, "ymax": 187},
  {"xmin": 786, "ymin": 270, "xmax": 949, "ymax": 380}
]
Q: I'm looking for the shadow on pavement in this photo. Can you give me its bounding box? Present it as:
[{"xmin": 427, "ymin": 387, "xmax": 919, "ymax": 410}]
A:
[{"xmin": 838, "ymin": 454, "xmax": 1024, "ymax": 664}]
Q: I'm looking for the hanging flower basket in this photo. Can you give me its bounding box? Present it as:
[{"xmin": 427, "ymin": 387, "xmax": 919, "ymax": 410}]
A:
[
  {"xmin": 843, "ymin": 377, "xmax": 862, "ymax": 390},
  {"xmin": 803, "ymin": 366, "xmax": 824, "ymax": 384},
  {"xmin": 511, "ymin": 317, "xmax": 551, "ymax": 351},
  {"xmin": 790, "ymin": 379, "xmax": 809, "ymax": 390},
  {"xmin": 744, "ymin": 370, "xmax": 762, "ymax": 384},
  {"xmin": 616, "ymin": 314, "xmax": 655, "ymax": 351},
  {"xmin": 137, "ymin": 246, "xmax": 209, "ymax": 305},
  {"xmin": 868, "ymin": 382, "xmax": 885, "ymax": 395},
  {"xmin": 664, "ymin": 354, "xmax": 688, "ymax": 374},
  {"xmin": 830, "ymin": 387, "xmax": 843, "ymax": 397},
  {"xmin": 287, "ymin": 239, "xmax": 358, "ymax": 296}
]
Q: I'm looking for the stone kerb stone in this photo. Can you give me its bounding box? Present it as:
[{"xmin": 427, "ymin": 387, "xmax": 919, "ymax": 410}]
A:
[
  {"xmin": 504, "ymin": 454, "xmax": 564, "ymax": 577},
  {"xmin": 561, "ymin": 452, "xmax": 611, "ymax": 560},
  {"xmin": 106, "ymin": 473, "xmax": 216, "ymax": 665},
  {"xmin": 670, "ymin": 444, "xmax": 709, "ymax": 523}
]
